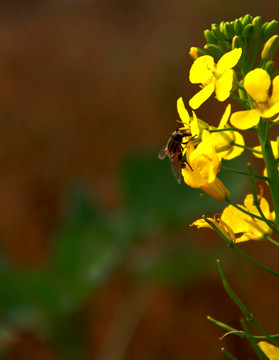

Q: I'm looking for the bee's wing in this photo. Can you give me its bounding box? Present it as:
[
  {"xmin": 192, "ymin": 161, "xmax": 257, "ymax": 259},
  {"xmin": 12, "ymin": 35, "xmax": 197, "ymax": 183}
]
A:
[
  {"xmin": 171, "ymin": 162, "xmax": 182, "ymax": 184},
  {"xmin": 158, "ymin": 145, "xmax": 168, "ymax": 160}
]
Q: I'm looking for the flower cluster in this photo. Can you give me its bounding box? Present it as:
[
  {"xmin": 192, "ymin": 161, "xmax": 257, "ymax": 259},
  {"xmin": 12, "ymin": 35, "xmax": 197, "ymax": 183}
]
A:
[
  {"xmin": 160, "ymin": 14, "xmax": 279, "ymax": 244},
  {"xmin": 160, "ymin": 14, "xmax": 279, "ymax": 359}
]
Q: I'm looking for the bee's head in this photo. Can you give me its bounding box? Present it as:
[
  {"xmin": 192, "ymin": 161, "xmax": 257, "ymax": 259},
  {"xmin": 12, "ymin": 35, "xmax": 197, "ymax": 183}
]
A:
[{"xmin": 170, "ymin": 129, "xmax": 185, "ymax": 141}]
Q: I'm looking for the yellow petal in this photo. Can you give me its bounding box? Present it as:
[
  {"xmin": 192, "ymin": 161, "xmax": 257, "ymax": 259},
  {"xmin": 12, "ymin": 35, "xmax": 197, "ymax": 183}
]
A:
[
  {"xmin": 262, "ymin": 101, "xmax": 279, "ymax": 118},
  {"xmin": 189, "ymin": 55, "xmax": 215, "ymax": 84},
  {"xmin": 189, "ymin": 83, "xmax": 215, "ymax": 109},
  {"xmin": 244, "ymin": 68, "xmax": 271, "ymax": 102},
  {"xmin": 201, "ymin": 177, "xmax": 229, "ymax": 201},
  {"xmin": 230, "ymin": 109, "xmax": 260, "ymax": 129},
  {"xmin": 215, "ymin": 70, "xmax": 233, "ymax": 101},
  {"xmin": 177, "ymin": 97, "xmax": 190, "ymax": 125},
  {"xmin": 221, "ymin": 204, "xmax": 252, "ymax": 233},
  {"xmin": 218, "ymin": 104, "xmax": 231, "ymax": 128},
  {"xmin": 216, "ymin": 48, "xmax": 242, "ymax": 75},
  {"xmin": 191, "ymin": 218, "xmax": 215, "ymax": 229},
  {"xmin": 244, "ymin": 194, "xmax": 272, "ymax": 220},
  {"xmin": 258, "ymin": 341, "xmax": 279, "ymax": 360},
  {"xmin": 270, "ymin": 75, "xmax": 279, "ymax": 106},
  {"xmin": 221, "ymin": 131, "xmax": 245, "ymax": 160}
]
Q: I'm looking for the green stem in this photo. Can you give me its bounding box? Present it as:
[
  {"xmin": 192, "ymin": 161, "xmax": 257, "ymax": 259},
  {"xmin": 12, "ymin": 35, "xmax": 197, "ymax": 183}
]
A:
[
  {"xmin": 257, "ymin": 119, "xmax": 279, "ymax": 228},
  {"xmin": 209, "ymin": 127, "xmax": 243, "ymax": 133},
  {"xmin": 203, "ymin": 216, "xmax": 279, "ymax": 276},
  {"xmin": 247, "ymin": 163, "xmax": 279, "ymax": 235},
  {"xmin": 240, "ymin": 319, "xmax": 268, "ymax": 360},
  {"xmin": 226, "ymin": 198, "xmax": 276, "ymax": 224},
  {"xmin": 232, "ymin": 142, "xmax": 262, "ymax": 154},
  {"xmin": 221, "ymin": 348, "xmax": 239, "ymax": 360},
  {"xmin": 264, "ymin": 234, "xmax": 279, "ymax": 247},
  {"xmin": 217, "ymin": 260, "xmax": 279, "ymax": 347},
  {"xmin": 207, "ymin": 316, "xmax": 279, "ymax": 340},
  {"xmin": 221, "ymin": 165, "xmax": 269, "ymax": 181}
]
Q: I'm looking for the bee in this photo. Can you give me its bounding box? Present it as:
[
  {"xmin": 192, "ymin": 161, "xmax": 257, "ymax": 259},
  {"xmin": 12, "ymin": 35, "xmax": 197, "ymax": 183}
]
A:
[{"xmin": 158, "ymin": 130, "xmax": 195, "ymax": 184}]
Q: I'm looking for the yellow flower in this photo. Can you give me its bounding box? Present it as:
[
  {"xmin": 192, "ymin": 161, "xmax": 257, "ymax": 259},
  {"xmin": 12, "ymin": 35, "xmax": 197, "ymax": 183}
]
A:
[
  {"xmin": 192, "ymin": 194, "xmax": 274, "ymax": 243},
  {"xmin": 189, "ymin": 48, "xmax": 242, "ymax": 109},
  {"xmin": 221, "ymin": 194, "xmax": 274, "ymax": 242},
  {"xmin": 230, "ymin": 68, "xmax": 279, "ymax": 129},
  {"xmin": 191, "ymin": 216, "xmax": 235, "ymax": 242},
  {"xmin": 258, "ymin": 341, "xmax": 279, "ymax": 360},
  {"xmin": 209, "ymin": 104, "xmax": 245, "ymax": 160},
  {"xmin": 182, "ymin": 131, "xmax": 230, "ymax": 201},
  {"xmin": 177, "ymin": 97, "xmax": 208, "ymax": 137}
]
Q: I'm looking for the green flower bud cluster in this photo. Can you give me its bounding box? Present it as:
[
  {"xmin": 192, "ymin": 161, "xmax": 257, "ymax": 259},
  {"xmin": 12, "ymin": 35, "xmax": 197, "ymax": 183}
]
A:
[{"xmin": 190, "ymin": 15, "xmax": 278, "ymax": 62}]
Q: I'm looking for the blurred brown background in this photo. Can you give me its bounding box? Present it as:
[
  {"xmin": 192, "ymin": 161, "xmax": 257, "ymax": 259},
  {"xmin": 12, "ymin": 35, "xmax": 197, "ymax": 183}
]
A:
[{"xmin": 0, "ymin": 1, "xmax": 279, "ymax": 359}]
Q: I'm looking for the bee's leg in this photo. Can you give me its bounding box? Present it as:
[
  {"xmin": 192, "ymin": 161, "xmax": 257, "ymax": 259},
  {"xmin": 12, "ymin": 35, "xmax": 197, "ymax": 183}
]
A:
[
  {"xmin": 182, "ymin": 134, "xmax": 197, "ymax": 144},
  {"xmin": 184, "ymin": 160, "xmax": 193, "ymax": 171}
]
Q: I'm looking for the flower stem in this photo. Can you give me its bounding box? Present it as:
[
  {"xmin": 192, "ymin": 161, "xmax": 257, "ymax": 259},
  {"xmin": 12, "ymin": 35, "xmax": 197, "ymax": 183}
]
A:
[
  {"xmin": 221, "ymin": 165, "xmax": 269, "ymax": 181},
  {"xmin": 221, "ymin": 348, "xmax": 239, "ymax": 360},
  {"xmin": 217, "ymin": 260, "xmax": 279, "ymax": 347},
  {"xmin": 257, "ymin": 119, "xmax": 279, "ymax": 228},
  {"xmin": 232, "ymin": 142, "xmax": 262, "ymax": 154},
  {"xmin": 203, "ymin": 216, "xmax": 279, "ymax": 276},
  {"xmin": 226, "ymin": 198, "xmax": 276, "ymax": 224}
]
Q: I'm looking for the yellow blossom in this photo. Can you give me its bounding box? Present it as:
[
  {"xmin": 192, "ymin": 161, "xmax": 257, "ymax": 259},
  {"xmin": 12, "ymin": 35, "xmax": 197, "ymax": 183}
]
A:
[
  {"xmin": 221, "ymin": 194, "xmax": 274, "ymax": 242},
  {"xmin": 258, "ymin": 341, "xmax": 279, "ymax": 360},
  {"xmin": 189, "ymin": 48, "xmax": 242, "ymax": 109},
  {"xmin": 209, "ymin": 104, "xmax": 245, "ymax": 160},
  {"xmin": 230, "ymin": 68, "xmax": 279, "ymax": 129},
  {"xmin": 191, "ymin": 216, "xmax": 235, "ymax": 242},
  {"xmin": 192, "ymin": 194, "xmax": 274, "ymax": 243},
  {"xmin": 177, "ymin": 97, "xmax": 208, "ymax": 137},
  {"xmin": 182, "ymin": 131, "xmax": 229, "ymax": 201}
]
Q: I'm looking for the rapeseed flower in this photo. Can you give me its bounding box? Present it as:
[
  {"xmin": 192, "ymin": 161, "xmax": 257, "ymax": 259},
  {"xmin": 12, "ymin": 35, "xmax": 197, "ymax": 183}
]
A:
[
  {"xmin": 192, "ymin": 194, "xmax": 274, "ymax": 242},
  {"xmin": 182, "ymin": 131, "xmax": 229, "ymax": 201},
  {"xmin": 209, "ymin": 104, "xmax": 245, "ymax": 160},
  {"xmin": 189, "ymin": 48, "xmax": 242, "ymax": 109},
  {"xmin": 230, "ymin": 68, "xmax": 279, "ymax": 129}
]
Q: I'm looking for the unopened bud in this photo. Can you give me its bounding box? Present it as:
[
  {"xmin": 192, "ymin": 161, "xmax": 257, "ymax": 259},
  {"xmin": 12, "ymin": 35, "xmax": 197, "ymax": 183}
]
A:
[
  {"xmin": 234, "ymin": 19, "xmax": 243, "ymax": 35},
  {"xmin": 264, "ymin": 60, "xmax": 275, "ymax": 74},
  {"xmin": 232, "ymin": 35, "xmax": 245, "ymax": 52},
  {"xmin": 242, "ymin": 14, "xmax": 253, "ymax": 26},
  {"xmin": 224, "ymin": 22, "xmax": 235, "ymax": 39},
  {"xmin": 204, "ymin": 44, "xmax": 225, "ymax": 58},
  {"xmin": 211, "ymin": 24, "xmax": 224, "ymax": 40},
  {"xmin": 252, "ymin": 16, "xmax": 262, "ymax": 39},
  {"xmin": 261, "ymin": 35, "xmax": 279, "ymax": 61},
  {"xmin": 189, "ymin": 47, "xmax": 208, "ymax": 59},
  {"xmin": 242, "ymin": 24, "xmax": 253, "ymax": 38},
  {"xmin": 204, "ymin": 29, "xmax": 217, "ymax": 44},
  {"xmin": 262, "ymin": 20, "xmax": 278, "ymax": 38},
  {"xmin": 231, "ymin": 70, "xmax": 238, "ymax": 92}
]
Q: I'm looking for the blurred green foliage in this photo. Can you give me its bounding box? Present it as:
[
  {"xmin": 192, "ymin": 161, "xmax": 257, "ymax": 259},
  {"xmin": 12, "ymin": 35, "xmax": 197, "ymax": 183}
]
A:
[{"xmin": 0, "ymin": 151, "xmax": 249, "ymax": 359}]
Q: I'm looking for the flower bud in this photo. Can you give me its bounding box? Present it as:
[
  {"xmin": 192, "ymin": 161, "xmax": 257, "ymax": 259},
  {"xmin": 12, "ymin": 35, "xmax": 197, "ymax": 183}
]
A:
[
  {"xmin": 224, "ymin": 22, "xmax": 235, "ymax": 39},
  {"xmin": 234, "ymin": 19, "xmax": 243, "ymax": 35},
  {"xmin": 263, "ymin": 60, "xmax": 274, "ymax": 74},
  {"xmin": 232, "ymin": 35, "xmax": 245, "ymax": 51},
  {"xmin": 204, "ymin": 44, "xmax": 226, "ymax": 58},
  {"xmin": 261, "ymin": 35, "xmax": 279, "ymax": 61},
  {"xmin": 231, "ymin": 70, "xmax": 238, "ymax": 92},
  {"xmin": 242, "ymin": 14, "xmax": 253, "ymax": 26},
  {"xmin": 262, "ymin": 20, "xmax": 278, "ymax": 38},
  {"xmin": 204, "ymin": 29, "xmax": 217, "ymax": 44},
  {"xmin": 201, "ymin": 177, "xmax": 230, "ymax": 202},
  {"xmin": 189, "ymin": 47, "xmax": 208, "ymax": 59},
  {"xmin": 242, "ymin": 23, "xmax": 253, "ymax": 38},
  {"xmin": 211, "ymin": 24, "xmax": 224, "ymax": 40},
  {"xmin": 252, "ymin": 16, "xmax": 262, "ymax": 39}
]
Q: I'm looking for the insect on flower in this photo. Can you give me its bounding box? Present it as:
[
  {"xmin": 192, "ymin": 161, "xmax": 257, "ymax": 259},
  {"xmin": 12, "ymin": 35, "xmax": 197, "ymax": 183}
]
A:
[{"xmin": 158, "ymin": 130, "xmax": 196, "ymax": 184}]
